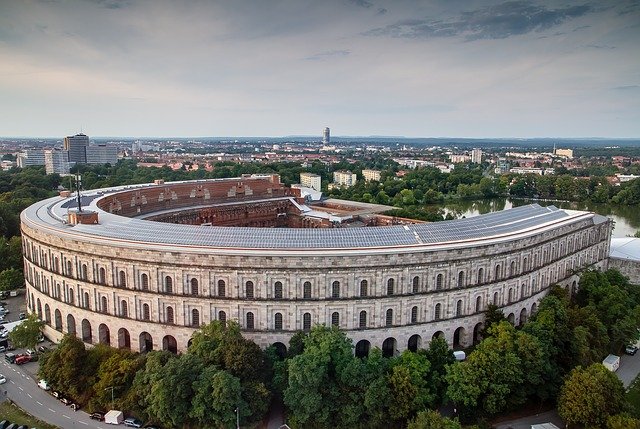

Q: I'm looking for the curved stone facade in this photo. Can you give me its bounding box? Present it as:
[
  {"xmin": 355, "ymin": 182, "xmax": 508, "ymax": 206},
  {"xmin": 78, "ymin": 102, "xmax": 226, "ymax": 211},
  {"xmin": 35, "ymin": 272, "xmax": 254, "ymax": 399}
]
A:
[{"xmin": 21, "ymin": 177, "xmax": 612, "ymax": 356}]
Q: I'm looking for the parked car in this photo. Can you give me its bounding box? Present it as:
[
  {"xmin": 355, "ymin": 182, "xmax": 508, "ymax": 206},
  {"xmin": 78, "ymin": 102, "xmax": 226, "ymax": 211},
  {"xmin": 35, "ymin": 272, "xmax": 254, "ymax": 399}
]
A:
[
  {"xmin": 626, "ymin": 345, "xmax": 639, "ymax": 355},
  {"xmin": 90, "ymin": 413, "xmax": 105, "ymax": 421},
  {"xmin": 0, "ymin": 374, "xmax": 6, "ymax": 384},
  {"xmin": 0, "ymin": 420, "xmax": 10, "ymax": 429},
  {"xmin": 0, "ymin": 346, "xmax": 5, "ymax": 353},
  {"xmin": 51, "ymin": 390, "xmax": 61, "ymax": 399},
  {"xmin": 4, "ymin": 353, "xmax": 15, "ymax": 364},
  {"xmin": 124, "ymin": 418, "xmax": 144, "ymax": 428},
  {"xmin": 15, "ymin": 355, "xmax": 30, "ymax": 365},
  {"xmin": 37, "ymin": 379, "xmax": 50, "ymax": 390},
  {"xmin": 37, "ymin": 345, "xmax": 48, "ymax": 353},
  {"xmin": 18, "ymin": 312, "xmax": 25, "ymax": 320},
  {"xmin": 60, "ymin": 397, "xmax": 72, "ymax": 405}
]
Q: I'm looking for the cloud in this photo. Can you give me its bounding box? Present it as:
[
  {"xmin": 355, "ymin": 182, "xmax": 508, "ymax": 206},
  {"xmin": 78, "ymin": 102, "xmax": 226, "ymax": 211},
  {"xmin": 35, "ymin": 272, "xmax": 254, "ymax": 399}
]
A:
[
  {"xmin": 364, "ymin": 1, "xmax": 593, "ymax": 40},
  {"xmin": 586, "ymin": 44, "xmax": 616, "ymax": 49},
  {"xmin": 613, "ymin": 85, "xmax": 640, "ymax": 91},
  {"xmin": 85, "ymin": 0, "xmax": 131, "ymax": 9},
  {"xmin": 304, "ymin": 49, "xmax": 351, "ymax": 61},
  {"xmin": 349, "ymin": 0, "xmax": 373, "ymax": 8}
]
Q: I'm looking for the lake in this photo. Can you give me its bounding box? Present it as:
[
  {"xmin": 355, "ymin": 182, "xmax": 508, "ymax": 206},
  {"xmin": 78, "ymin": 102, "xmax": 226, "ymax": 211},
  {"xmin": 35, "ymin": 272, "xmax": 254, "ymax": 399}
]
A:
[{"xmin": 430, "ymin": 198, "xmax": 640, "ymax": 238}]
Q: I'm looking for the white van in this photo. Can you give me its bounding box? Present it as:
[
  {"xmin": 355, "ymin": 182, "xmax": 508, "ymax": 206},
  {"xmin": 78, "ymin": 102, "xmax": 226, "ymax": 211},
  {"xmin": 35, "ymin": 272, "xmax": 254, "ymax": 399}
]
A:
[{"xmin": 37, "ymin": 379, "xmax": 50, "ymax": 390}]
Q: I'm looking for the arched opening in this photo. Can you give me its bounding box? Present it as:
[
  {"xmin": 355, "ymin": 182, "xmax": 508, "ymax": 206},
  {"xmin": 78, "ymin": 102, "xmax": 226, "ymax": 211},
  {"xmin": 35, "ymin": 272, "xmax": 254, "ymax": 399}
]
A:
[
  {"xmin": 456, "ymin": 299, "xmax": 463, "ymax": 317},
  {"xmin": 385, "ymin": 309, "xmax": 393, "ymax": 327},
  {"xmin": 453, "ymin": 327, "xmax": 465, "ymax": 349},
  {"xmin": 54, "ymin": 309, "xmax": 62, "ymax": 331},
  {"xmin": 457, "ymin": 271, "xmax": 465, "ymax": 288},
  {"xmin": 246, "ymin": 312, "xmax": 255, "ymax": 330},
  {"xmin": 519, "ymin": 308, "xmax": 528, "ymax": 326},
  {"xmin": 98, "ymin": 324, "xmax": 110, "ymax": 345},
  {"xmin": 434, "ymin": 303, "xmax": 442, "ymax": 320},
  {"xmin": 163, "ymin": 335, "xmax": 178, "ymax": 354},
  {"xmin": 510, "ymin": 261, "xmax": 516, "ymax": 276},
  {"xmin": 83, "ymin": 292, "xmax": 90, "ymax": 309},
  {"xmin": 436, "ymin": 274, "xmax": 443, "ymax": 290},
  {"xmin": 572, "ymin": 280, "xmax": 577, "ymax": 296},
  {"xmin": 477, "ymin": 267, "xmax": 484, "ymax": 284},
  {"xmin": 99, "ymin": 267, "xmax": 106, "ymax": 284},
  {"xmin": 119, "ymin": 270, "xmax": 126, "ymax": 287},
  {"xmin": 495, "ymin": 264, "xmax": 501, "ymax": 280},
  {"xmin": 473, "ymin": 322, "xmax": 483, "ymax": 344},
  {"xmin": 273, "ymin": 342, "xmax": 287, "ymax": 359},
  {"xmin": 382, "ymin": 337, "xmax": 397, "ymax": 358},
  {"xmin": 475, "ymin": 296, "xmax": 482, "ymax": 312},
  {"xmin": 191, "ymin": 309, "xmax": 200, "ymax": 326},
  {"xmin": 139, "ymin": 332, "xmax": 153, "ymax": 353},
  {"xmin": 218, "ymin": 311, "xmax": 226, "ymax": 324},
  {"xmin": 508, "ymin": 288, "xmax": 514, "ymax": 303},
  {"xmin": 81, "ymin": 263, "xmax": 88, "ymax": 280},
  {"xmin": 141, "ymin": 273, "xmax": 149, "ymax": 291},
  {"xmin": 217, "ymin": 279, "xmax": 225, "ymax": 297},
  {"xmin": 531, "ymin": 302, "xmax": 538, "ymax": 314},
  {"xmin": 303, "ymin": 312, "xmax": 311, "ymax": 331},
  {"xmin": 359, "ymin": 310, "xmax": 367, "ymax": 328},
  {"xmin": 412, "ymin": 276, "xmax": 420, "ymax": 293},
  {"xmin": 331, "ymin": 311, "xmax": 340, "ymax": 327},
  {"xmin": 355, "ymin": 340, "xmax": 371, "ymax": 358},
  {"xmin": 432, "ymin": 331, "xmax": 444, "ymax": 341},
  {"xmin": 274, "ymin": 281, "xmax": 283, "ymax": 299},
  {"xmin": 303, "ymin": 281, "xmax": 311, "ymax": 299},
  {"xmin": 360, "ymin": 279, "xmax": 368, "ymax": 297},
  {"xmin": 191, "ymin": 278, "xmax": 199, "ymax": 295},
  {"xmin": 37, "ymin": 298, "xmax": 42, "ymax": 319},
  {"xmin": 387, "ymin": 278, "xmax": 394, "ymax": 295},
  {"xmin": 246, "ymin": 281, "xmax": 254, "ymax": 298},
  {"xmin": 118, "ymin": 328, "xmax": 131, "ymax": 349},
  {"xmin": 507, "ymin": 313, "xmax": 515, "ymax": 324},
  {"xmin": 408, "ymin": 334, "xmax": 421, "ymax": 352},
  {"xmin": 165, "ymin": 276, "xmax": 173, "ymax": 293},
  {"xmin": 81, "ymin": 319, "xmax": 92, "ymax": 343},
  {"xmin": 142, "ymin": 303, "xmax": 150, "ymax": 320},
  {"xmin": 332, "ymin": 281, "xmax": 340, "ymax": 298},
  {"xmin": 101, "ymin": 296, "xmax": 108, "ymax": 313},
  {"xmin": 44, "ymin": 304, "xmax": 51, "ymax": 325},
  {"xmin": 67, "ymin": 314, "xmax": 76, "ymax": 336},
  {"xmin": 274, "ymin": 312, "xmax": 283, "ymax": 330},
  {"xmin": 411, "ymin": 306, "xmax": 418, "ymax": 323},
  {"xmin": 121, "ymin": 300, "xmax": 128, "ymax": 318}
]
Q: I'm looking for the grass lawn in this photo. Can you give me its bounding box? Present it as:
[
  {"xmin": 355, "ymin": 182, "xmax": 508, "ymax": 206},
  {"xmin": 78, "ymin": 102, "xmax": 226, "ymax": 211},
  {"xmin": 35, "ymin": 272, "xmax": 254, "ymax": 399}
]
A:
[
  {"xmin": 626, "ymin": 373, "xmax": 640, "ymax": 418},
  {"xmin": 0, "ymin": 400, "xmax": 59, "ymax": 429}
]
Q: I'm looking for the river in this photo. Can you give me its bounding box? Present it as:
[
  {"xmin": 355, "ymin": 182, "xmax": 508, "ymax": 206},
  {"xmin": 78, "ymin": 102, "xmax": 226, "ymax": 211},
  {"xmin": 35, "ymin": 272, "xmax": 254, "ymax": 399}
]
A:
[{"xmin": 430, "ymin": 198, "xmax": 640, "ymax": 238}]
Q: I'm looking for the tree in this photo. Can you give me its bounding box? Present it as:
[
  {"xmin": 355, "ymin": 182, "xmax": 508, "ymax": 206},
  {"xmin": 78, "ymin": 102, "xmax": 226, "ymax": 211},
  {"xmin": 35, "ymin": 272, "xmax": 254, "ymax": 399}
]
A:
[
  {"xmin": 387, "ymin": 351, "xmax": 435, "ymax": 421},
  {"xmin": 191, "ymin": 367, "xmax": 247, "ymax": 428},
  {"xmin": 557, "ymin": 364, "xmax": 625, "ymax": 428},
  {"xmin": 408, "ymin": 410, "xmax": 463, "ymax": 429},
  {"xmin": 38, "ymin": 334, "xmax": 90, "ymax": 400},
  {"xmin": 9, "ymin": 313, "xmax": 44, "ymax": 349},
  {"xmin": 423, "ymin": 336, "xmax": 455, "ymax": 405},
  {"xmin": 607, "ymin": 415, "xmax": 640, "ymax": 429},
  {"xmin": 0, "ymin": 268, "xmax": 24, "ymax": 290}
]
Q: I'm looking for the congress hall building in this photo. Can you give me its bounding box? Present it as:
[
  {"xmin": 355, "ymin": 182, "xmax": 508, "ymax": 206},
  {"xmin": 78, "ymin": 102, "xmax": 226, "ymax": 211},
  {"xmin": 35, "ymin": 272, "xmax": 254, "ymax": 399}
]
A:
[{"xmin": 21, "ymin": 174, "xmax": 612, "ymax": 357}]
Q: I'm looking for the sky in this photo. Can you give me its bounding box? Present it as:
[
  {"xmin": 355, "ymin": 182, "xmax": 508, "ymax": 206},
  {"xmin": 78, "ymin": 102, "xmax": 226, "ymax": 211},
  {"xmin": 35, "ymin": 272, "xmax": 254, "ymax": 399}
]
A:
[{"xmin": 0, "ymin": 0, "xmax": 639, "ymax": 138}]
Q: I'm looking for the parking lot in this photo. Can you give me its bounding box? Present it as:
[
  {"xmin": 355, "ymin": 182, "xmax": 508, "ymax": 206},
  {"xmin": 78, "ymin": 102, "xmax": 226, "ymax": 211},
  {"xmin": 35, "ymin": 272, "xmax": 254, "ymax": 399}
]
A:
[{"xmin": 0, "ymin": 289, "xmax": 27, "ymax": 325}]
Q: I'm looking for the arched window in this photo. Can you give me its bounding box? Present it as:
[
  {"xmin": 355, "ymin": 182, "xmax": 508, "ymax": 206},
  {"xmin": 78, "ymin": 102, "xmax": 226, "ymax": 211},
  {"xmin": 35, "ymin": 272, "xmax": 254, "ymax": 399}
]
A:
[
  {"xmin": 522, "ymin": 282, "xmax": 528, "ymax": 297},
  {"xmin": 166, "ymin": 306, "xmax": 174, "ymax": 324},
  {"xmin": 456, "ymin": 299, "xmax": 463, "ymax": 317},
  {"xmin": 508, "ymin": 288, "xmax": 514, "ymax": 303},
  {"xmin": 510, "ymin": 261, "xmax": 516, "ymax": 276},
  {"xmin": 360, "ymin": 280, "xmax": 368, "ymax": 297},
  {"xmin": 412, "ymin": 276, "xmax": 419, "ymax": 293},
  {"xmin": 274, "ymin": 281, "xmax": 283, "ymax": 299},
  {"xmin": 141, "ymin": 273, "xmax": 149, "ymax": 291},
  {"xmin": 495, "ymin": 264, "xmax": 501, "ymax": 280},
  {"xmin": 359, "ymin": 310, "xmax": 367, "ymax": 328},
  {"xmin": 274, "ymin": 313, "xmax": 283, "ymax": 330},
  {"xmin": 217, "ymin": 280, "xmax": 225, "ymax": 297},
  {"xmin": 66, "ymin": 260, "xmax": 72, "ymax": 276},
  {"xmin": 191, "ymin": 278, "xmax": 199, "ymax": 295},
  {"xmin": 83, "ymin": 292, "xmax": 90, "ymax": 309},
  {"xmin": 477, "ymin": 268, "xmax": 484, "ymax": 284},
  {"xmin": 143, "ymin": 303, "xmax": 150, "ymax": 320},
  {"xmin": 192, "ymin": 309, "xmax": 200, "ymax": 326},
  {"xmin": 119, "ymin": 270, "xmax": 126, "ymax": 287},
  {"xmin": 387, "ymin": 278, "xmax": 394, "ymax": 295},
  {"xmin": 385, "ymin": 309, "xmax": 393, "ymax": 326},
  {"xmin": 246, "ymin": 312, "xmax": 255, "ymax": 330},
  {"xmin": 523, "ymin": 257, "xmax": 528, "ymax": 271},
  {"xmin": 303, "ymin": 281, "xmax": 311, "ymax": 299},
  {"xmin": 436, "ymin": 274, "xmax": 443, "ymax": 290},
  {"xmin": 81, "ymin": 264, "xmax": 88, "ymax": 280},
  {"xmin": 332, "ymin": 281, "xmax": 340, "ymax": 298},
  {"xmin": 303, "ymin": 312, "xmax": 312, "ymax": 331},
  {"xmin": 218, "ymin": 311, "xmax": 226, "ymax": 324},
  {"xmin": 411, "ymin": 306, "xmax": 418, "ymax": 323},
  {"xmin": 245, "ymin": 281, "xmax": 254, "ymax": 298},
  {"xmin": 53, "ymin": 257, "xmax": 59, "ymax": 273},
  {"xmin": 475, "ymin": 296, "xmax": 482, "ymax": 312},
  {"xmin": 532, "ymin": 278, "xmax": 537, "ymax": 292},
  {"xmin": 493, "ymin": 291, "xmax": 499, "ymax": 305},
  {"xmin": 99, "ymin": 267, "xmax": 106, "ymax": 285},
  {"xmin": 165, "ymin": 276, "xmax": 173, "ymax": 293},
  {"xmin": 457, "ymin": 271, "xmax": 465, "ymax": 288},
  {"xmin": 434, "ymin": 303, "xmax": 441, "ymax": 320},
  {"xmin": 331, "ymin": 312, "xmax": 340, "ymax": 327},
  {"xmin": 121, "ymin": 300, "xmax": 128, "ymax": 318},
  {"xmin": 68, "ymin": 288, "xmax": 74, "ymax": 305}
]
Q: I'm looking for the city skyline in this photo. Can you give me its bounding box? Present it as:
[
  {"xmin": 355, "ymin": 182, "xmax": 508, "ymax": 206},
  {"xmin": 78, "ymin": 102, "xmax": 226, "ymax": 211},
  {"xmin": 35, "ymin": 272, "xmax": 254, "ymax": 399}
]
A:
[{"xmin": 1, "ymin": 0, "xmax": 639, "ymax": 138}]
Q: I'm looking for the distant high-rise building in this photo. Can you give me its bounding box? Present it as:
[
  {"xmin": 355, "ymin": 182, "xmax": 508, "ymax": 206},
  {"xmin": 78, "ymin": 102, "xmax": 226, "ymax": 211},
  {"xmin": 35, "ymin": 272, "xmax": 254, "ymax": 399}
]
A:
[
  {"xmin": 17, "ymin": 149, "xmax": 45, "ymax": 168},
  {"xmin": 362, "ymin": 169, "xmax": 381, "ymax": 182},
  {"xmin": 333, "ymin": 170, "xmax": 357, "ymax": 187},
  {"xmin": 323, "ymin": 127, "xmax": 330, "ymax": 144},
  {"xmin": 300, "ymin": 172, "xmax": 322, "ymax": 191},
  {"xmin": 471, "ymin": 148, "xmax": 483, "ymax": 164},
  {"xmin": 64, "ymin": 133, "xmax": 89, "ymax": 164},
  {"xmin": 86, "ymin": 144, "xmax": 118, "ymax": 165},
  {"xmin": 45, "ymin": 148, "xmax": 70, "ymax": 174}
]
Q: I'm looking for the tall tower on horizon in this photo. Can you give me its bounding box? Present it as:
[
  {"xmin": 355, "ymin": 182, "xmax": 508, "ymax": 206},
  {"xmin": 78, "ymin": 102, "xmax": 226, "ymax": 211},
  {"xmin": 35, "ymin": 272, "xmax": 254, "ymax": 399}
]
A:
[
  {"xmin": 322, "ymin": 127, "xmax": 330, "ymax": 144},
  {"xmin": 64, "ymin": 133, "xmax": 89, "ymax": 165}
]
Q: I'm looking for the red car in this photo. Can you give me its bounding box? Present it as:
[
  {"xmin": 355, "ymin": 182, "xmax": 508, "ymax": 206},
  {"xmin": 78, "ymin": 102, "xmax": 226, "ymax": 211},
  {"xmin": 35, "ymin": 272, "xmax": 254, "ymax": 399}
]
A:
[{"xmin": 15, "ymin": 355, "xmax": 31, "ymax": 365}]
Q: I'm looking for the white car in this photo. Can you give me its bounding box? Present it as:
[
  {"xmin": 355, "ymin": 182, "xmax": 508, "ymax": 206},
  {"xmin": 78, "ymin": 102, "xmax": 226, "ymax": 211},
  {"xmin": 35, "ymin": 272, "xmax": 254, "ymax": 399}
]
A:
[
  {"xmin": 0, "ymin": 374, "xmax": 6, "ymax": 384},
  {"xmin": 37, "ymin": 379, "xmax": 50, "ymax": 390}
]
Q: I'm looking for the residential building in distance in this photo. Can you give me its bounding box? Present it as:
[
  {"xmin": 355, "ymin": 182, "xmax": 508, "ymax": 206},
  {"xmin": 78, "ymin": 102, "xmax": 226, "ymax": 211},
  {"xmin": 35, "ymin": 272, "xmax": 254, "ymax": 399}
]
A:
[
  {"xmin": 44, "ymin": 148, "xmax": 70, "ymax": 174},
  {"xmin": 495, "ymin": 158, "xmax": 510, "ymax": 174},
  {"xmin": 86, "ymin": 144, "xmax": 118, "ymax": 165},
  {"xmin": 333, "ymin": 170, "xmax": 357, "ymax": 187},
  {"xmin": 17, "ymin": 149, "xmax": 45, "ymax": 168},
  {"xmin": 554, "ymin": 148, "xmax": 574, "ymax": 159},
  {"xmin": 510, "ymin": 167, "xmax": 555, "ymax": 176},
  {"xmin": 323, "ymin": 127, "xmax": 330, "ymax": 144},
  {"xmin": 362, "ymin": 169, "xmax": 381, "ymax": 182},
  {"xmin": 63, "ymin": 133, "xmax": 89, "ymax": 164},
  {"xmin": 300, "ymin": 172, "xmax": 322, "ymax": 191},
  {"xmin": 449, "ymin": 154, "xmax": 470, "ymax": 163},
  {"xmin": 471, "ymin": 148, "xmax": 483, "ymax": 164}
]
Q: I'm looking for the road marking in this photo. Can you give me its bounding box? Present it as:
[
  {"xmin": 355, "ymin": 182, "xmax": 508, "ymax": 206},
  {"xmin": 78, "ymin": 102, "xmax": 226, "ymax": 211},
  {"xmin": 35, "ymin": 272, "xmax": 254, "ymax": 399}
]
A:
[
  {"xmin": 79, "ymin": 421, "xmax": 88, "ymax": 425},
  {"xmin": 48, "ymin": 408, "xmax": 56, "ymax": 412},
  {"xmin": 63, "ymin": 414, "xmax": 70, "ymax": 419},
  {"xmin": 36, "ymin": 401, "xmax": 43, "ymax": 405},
  {"xmin": 18, "ymin": 386, "xmax": 23, "ymax": 391},
  {"xmin": 27, "ymin": 393, "xmax": 32, "ymax": 398},
  {"xmin": 9, "ymin": 380, "xmax": 15, "ymax": 384}
]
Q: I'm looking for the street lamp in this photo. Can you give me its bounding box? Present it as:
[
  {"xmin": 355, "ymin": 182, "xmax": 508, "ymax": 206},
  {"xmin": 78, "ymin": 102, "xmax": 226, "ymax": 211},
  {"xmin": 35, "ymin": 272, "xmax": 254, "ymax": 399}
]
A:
[
  {"xmin": 105, "ymin": 386, "xmax": 118, "ymax": 410},
  {"xmin": 235, "ymin": 406, "xmax": 240, "ymax": 429}
]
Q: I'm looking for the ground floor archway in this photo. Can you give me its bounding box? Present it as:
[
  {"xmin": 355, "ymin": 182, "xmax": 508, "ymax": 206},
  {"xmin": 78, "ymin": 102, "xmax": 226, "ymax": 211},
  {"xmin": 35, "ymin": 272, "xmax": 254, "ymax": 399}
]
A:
[
  {"xmin": 139, "ymin": 332, "xmax": 153, "ymax": 353},
  {"xmin": 355, "ymin": 340, "xmax": 371, "ymax": 358},
  {"xmin": 162, "ymin": 335, "xmax": 178, "ymax": 354},
  {"xmin": 98, "ymin": 324, "xmax": 110, "ymax": 345},
  {"xmin": 118, "ymin": 328, "xmax": 131, "ymax": 349},
  {"xmin": 81, "ymin": 319, "xmax": 92, "ymax": 343},
  {"xmin": 382, "ymin": 337, "xmax": 397, "ymax": 358},
  {"xmin": 408, "ymin": 334, "xmax": 421, "ymax": 352}
]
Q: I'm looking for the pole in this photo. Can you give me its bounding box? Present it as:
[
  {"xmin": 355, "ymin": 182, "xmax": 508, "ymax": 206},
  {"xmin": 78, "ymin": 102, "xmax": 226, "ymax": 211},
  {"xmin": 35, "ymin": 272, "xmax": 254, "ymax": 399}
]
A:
[{"xmin": 235, "ymin": 406, "xmax": 240, "ymax": 429}]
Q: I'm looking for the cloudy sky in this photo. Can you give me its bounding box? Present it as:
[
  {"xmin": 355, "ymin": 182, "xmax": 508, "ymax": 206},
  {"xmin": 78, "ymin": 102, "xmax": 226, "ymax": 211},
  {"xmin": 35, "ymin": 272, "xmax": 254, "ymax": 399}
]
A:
[{"xmin": 1, "ymin": 0, "xmax": 639, "ymax": 138}]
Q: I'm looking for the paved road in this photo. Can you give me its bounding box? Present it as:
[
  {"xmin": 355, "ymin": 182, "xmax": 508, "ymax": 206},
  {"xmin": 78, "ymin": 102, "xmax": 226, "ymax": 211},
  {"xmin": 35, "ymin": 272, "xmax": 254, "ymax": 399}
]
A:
[
  {"xmin": 616, "ymin": 351, "xmax": 640, "ymax": 388},
  {"xmin": 0, "ymin": 354, "xmax": 119, "ymax": 429}
]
